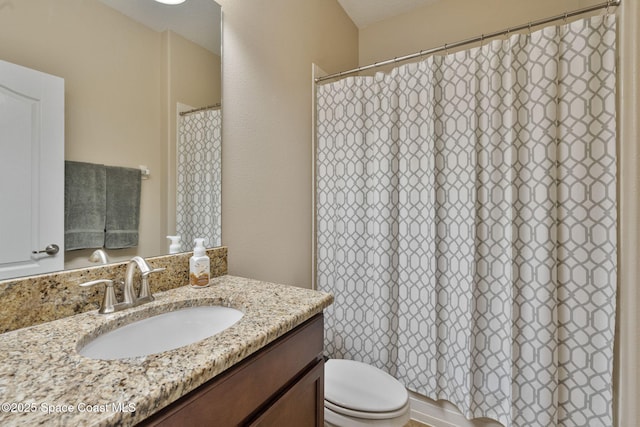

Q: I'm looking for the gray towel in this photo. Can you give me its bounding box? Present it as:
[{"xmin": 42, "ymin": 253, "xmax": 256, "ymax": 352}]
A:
[
  {"xmin": 105, "ymin": 166, "xmax": 141, "ymax": 249},
  {"xmin": 64, "ymin": 161, "xmax": 106, "ymax": 250}
]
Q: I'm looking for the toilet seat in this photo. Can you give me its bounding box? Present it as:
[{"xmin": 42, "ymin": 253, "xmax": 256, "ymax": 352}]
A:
[
  {"xmin": 325, "ymin": 399, "xmax": 410, "ymax": 420},
  {"xmin": 324, "ymin": 359, "xmax": 409, "ymax": 420}
]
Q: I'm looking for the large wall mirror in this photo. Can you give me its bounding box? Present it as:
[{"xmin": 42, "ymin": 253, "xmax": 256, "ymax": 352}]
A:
[{"xmin": 0, "ymin": 0, "xmax": 222, "ymax": 278}]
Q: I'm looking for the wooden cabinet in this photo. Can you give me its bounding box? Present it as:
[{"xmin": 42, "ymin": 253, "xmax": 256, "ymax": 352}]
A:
[
  {"xmin": 140, "ymin": 314, "xmax": 325, "ymax": 427},
  {"xmin": 249, "ymin": 359, "xmax": 323, "ymax": 427}
]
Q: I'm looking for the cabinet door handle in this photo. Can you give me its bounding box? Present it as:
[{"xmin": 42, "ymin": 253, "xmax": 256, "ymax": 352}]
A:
[{"xmin": 32, "ymin": 244, "xmax": 60, "ymax": 255}]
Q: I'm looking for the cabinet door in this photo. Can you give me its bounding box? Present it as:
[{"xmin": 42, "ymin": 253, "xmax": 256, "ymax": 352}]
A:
[
  {"xmin": 140, "ymin": 315, "xmax": 324, "ymax": 427},
  {"xmin": 249, "ymin": 359, "xmax": 324, "ymax": 427}
]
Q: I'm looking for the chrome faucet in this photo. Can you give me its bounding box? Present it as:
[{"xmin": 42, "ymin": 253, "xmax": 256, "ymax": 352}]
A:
[
  {"xmin": 88, "ymin": 249, "xmax": 110, "ymax": 264},
  {"xmin": 80, "ymin": 256, "xmax": 165, "ymax": 314},
  {"xmin": 123, "ymin": 256, "xmax": 165, "ymax": 305},
  {"xmin": 123, "ymin": 256, "xmax": 150, "ymax": 304}
]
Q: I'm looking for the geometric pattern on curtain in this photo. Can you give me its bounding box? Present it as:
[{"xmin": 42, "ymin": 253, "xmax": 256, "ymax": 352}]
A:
[
  {"xmin": 316, "ymin": 15, "xmax": 616, "ymax": 427},
  {"xmin": 176, "ymin": 108, "xmax": 222, "ymax": 249}
]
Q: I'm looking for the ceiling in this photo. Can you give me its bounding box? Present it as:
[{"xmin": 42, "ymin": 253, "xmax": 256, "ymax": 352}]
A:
[
  {"xmin": 98, "ymin": 0, "xmax": 221, "ymax": 55},
  {"xmin": 337, "ymin": 0, "xmax": 442, "ymax": 29},
  {"xmin": 98, "ymin": 0, "xmax": 439, "ymax": 55}
]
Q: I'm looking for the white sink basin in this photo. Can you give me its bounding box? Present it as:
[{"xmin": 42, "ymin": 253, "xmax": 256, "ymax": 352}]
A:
[{"xmin": 79, "ymin": 306, "xmax": 243, "ymax": 360}]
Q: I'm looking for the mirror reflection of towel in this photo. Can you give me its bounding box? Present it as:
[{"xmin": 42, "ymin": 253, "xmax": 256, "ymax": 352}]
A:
[
  {"xmin": 105, "ymin": 166, "xmax": 141, "ymax": 249},
  {"xmin": 64, "ymin": 161, "xmax": 106, "ymax": 250}
]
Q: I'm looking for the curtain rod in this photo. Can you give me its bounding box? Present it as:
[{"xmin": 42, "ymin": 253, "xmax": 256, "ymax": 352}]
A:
[
  {"xmin": 179, "ymin": 103, "xmax": 221, "ymax": 116},
  {"xmin": 315, "ymin": 0, "xmax": 620, "ymax": 83}
]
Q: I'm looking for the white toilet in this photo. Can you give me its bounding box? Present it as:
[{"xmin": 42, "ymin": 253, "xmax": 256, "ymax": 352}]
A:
[{"xmin": 324, "ymin": 359, "xmax": 411, "ymax": 427}]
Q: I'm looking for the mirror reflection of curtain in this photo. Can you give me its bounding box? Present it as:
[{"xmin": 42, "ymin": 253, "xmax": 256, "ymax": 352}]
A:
[{"xmin": 176, "ymin": 108, "xmax": 222, "ymax": 249}]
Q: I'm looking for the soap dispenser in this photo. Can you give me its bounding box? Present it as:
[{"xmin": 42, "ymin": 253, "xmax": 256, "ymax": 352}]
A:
[
  {"xmin": 189, "ymin": 238, "xmax": 210, "ymax": 287},
  {"xmin": 167, "ymin": 235, "xmax": 182, "ymax": 254}
]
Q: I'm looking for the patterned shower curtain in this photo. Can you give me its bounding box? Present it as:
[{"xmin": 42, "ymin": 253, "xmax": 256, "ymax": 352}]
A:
[
  {"xmin": 176, "ymin": 108, "xmax": 222, "ymax": 249},
  {"xmin": 316, "ymin": 15, "xmax": 616, "ymax": 427}
]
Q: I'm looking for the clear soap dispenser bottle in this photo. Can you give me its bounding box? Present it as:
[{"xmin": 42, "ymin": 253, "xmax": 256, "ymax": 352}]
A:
[{"xmin": 190, "ymin": 238, "xmax": 210, "ymax": 287}]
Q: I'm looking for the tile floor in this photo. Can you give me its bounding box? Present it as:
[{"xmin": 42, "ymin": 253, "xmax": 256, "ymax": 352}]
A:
[{"xmin": 405, "ymin": 420, "xmax": 431, "ymax": 427}]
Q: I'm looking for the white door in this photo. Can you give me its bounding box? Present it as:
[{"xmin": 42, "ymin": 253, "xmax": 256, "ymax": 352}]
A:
[{"xmin": 0, "ymin": 60, "xmax": 64, "ymax": 280}]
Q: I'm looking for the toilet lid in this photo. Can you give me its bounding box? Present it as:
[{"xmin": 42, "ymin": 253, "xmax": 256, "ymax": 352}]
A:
[{"xmin": 324, "ymin": 359, "xmax": 408, "ymax": 413}]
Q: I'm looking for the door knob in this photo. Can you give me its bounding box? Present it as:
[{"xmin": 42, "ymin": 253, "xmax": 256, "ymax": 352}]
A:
[{"xmin": 32, "ymin": 244, "xmax": 60, "ymax": 255}]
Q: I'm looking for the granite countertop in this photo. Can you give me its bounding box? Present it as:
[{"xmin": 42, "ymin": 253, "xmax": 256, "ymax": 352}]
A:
[{"xmin": 0, "ymin": 275, "xmax": 333, "ymax": 426}]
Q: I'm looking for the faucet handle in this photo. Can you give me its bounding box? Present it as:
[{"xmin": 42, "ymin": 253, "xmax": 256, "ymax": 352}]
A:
[
  {"xmin": 138, "ymin": 267, "xmax": 166, "ymax": 301},
  {"xmin": 80, "ymin": 279, "xmax": 117, "ymax": 314},
  {"xmin": 142, "ymin": 267, "xmax": 166, "ymax": 277}
]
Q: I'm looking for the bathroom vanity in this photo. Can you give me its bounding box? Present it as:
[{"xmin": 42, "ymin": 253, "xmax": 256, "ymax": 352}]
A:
[
  {"xmin": 0, "ymin": 275, "xmax": 332, "ymax": 426},
  {"xmin": 142, "ymin": 314, "xmax": 324, "ymax": 426}
]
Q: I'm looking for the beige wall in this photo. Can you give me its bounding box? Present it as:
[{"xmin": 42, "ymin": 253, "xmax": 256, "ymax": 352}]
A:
[
  {"xmin": 616, "ymin": 1, "xmax": 640, "ymax": 425},
  {"xmin": 359, "ymin": 0, "xmax": 603, "ymax": 65},
  {"xmin": 359, "ymin": 0, "xmax": 639, "ymax": 425},
  {"xmin": 217, "ymin": 0, "xmax": 358, "ymax": 288},
  {"xmin": 0, "ymin": 1, "xmax": 219, "ymax": 270}
]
